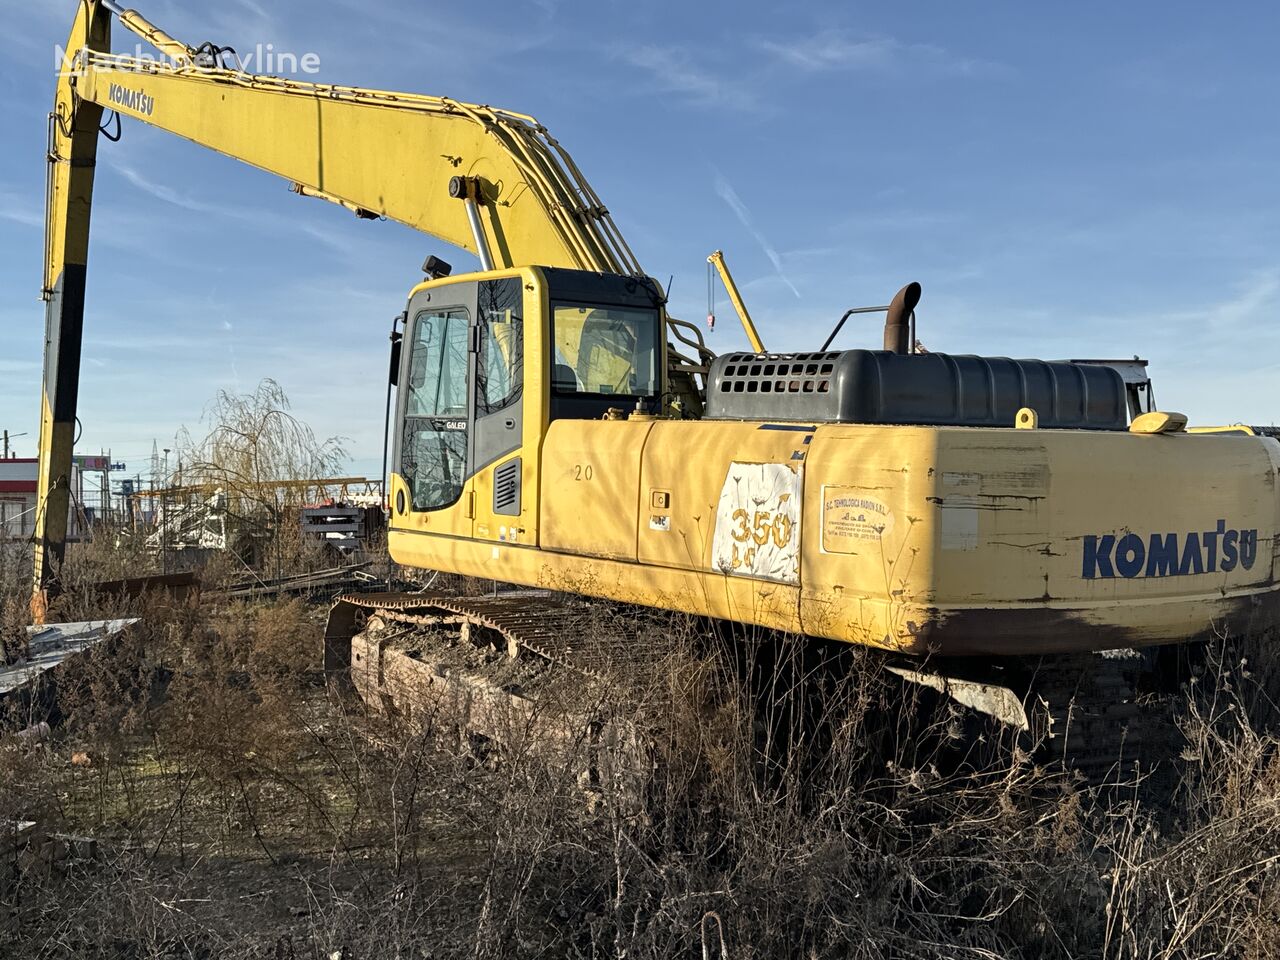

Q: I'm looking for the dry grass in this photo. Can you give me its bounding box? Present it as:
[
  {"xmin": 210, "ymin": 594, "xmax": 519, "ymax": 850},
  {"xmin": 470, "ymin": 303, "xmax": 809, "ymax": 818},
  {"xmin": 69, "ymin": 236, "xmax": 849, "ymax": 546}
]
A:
[{"xmin": 0, "ymin": 548, "xmax": 1278, "ymax": 958}]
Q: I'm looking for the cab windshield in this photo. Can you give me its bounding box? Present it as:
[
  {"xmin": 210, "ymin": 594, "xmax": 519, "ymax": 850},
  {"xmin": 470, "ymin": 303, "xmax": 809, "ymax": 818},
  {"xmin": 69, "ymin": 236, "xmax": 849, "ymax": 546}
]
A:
[{"xmin": 550, "ymin": 302, "xmax": 661, "ymax": 397}]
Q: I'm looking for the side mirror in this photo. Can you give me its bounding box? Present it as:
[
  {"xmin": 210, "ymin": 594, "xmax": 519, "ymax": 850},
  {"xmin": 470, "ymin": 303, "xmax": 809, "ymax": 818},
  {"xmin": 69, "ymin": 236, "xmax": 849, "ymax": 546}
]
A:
[{"xmin": 388, "ymin": 334, "xmax": 403, "ymax": 387}]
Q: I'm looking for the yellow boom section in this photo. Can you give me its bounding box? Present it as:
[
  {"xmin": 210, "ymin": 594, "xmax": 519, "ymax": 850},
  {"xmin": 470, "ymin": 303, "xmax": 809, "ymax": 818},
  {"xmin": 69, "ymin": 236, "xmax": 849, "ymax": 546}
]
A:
[
  {"xmin": 34, "ymin": 3, "xmax": 111, "ymax": 621},
  {"xmin": 68, "ymin": 55, "xmax": 641, "ymax": 274}
]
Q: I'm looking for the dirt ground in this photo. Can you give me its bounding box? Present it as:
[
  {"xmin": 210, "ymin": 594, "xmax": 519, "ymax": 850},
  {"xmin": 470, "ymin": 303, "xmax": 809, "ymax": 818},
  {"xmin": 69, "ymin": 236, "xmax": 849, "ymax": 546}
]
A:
[{"xmin": 2, "ymin": 566, "xmax": 1280, "ymax": 958}]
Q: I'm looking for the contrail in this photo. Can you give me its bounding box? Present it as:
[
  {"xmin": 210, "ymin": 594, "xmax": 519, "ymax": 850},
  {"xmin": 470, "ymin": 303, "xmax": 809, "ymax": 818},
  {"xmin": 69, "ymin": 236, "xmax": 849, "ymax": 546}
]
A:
[
  {"xmin": 222, "ymin": 318, "xmax": 241, "ymax": 391},
  {"xmin": 713, "ymin": 171, "xmax": 801, "ymax": 299}
]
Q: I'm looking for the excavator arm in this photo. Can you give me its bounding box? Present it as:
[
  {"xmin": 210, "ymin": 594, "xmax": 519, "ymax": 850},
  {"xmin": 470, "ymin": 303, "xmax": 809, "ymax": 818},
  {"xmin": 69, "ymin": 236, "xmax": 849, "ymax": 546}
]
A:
[
  {"xmin": 35, "ymin": 1, "xmax": 111, "ymax": 620},
  {"xmin": 34, "ymin": 0, "xmax": 712, "ymax": 615},
  {"xmin": 61, "ymin": 2, "xmax": 642, "ymax": 272}
]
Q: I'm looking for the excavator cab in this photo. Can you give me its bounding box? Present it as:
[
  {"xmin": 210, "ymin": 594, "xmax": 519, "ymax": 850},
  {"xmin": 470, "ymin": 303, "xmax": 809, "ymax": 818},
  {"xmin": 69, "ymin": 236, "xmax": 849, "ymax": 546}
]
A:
[{"xmin": 387, "ymin": 266, "xmax": 666, "ymax": 562}]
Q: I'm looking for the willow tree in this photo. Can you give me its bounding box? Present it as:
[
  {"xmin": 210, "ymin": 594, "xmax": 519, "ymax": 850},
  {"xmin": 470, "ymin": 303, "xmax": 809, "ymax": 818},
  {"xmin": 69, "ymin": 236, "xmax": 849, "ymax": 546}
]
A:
[{"xmin": 176, "ymin": 379, "xmax": 347, "ymax": 575}]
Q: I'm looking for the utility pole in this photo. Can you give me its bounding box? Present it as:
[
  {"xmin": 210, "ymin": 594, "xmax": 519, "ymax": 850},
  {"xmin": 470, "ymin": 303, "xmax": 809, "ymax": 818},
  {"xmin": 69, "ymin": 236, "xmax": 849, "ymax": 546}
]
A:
[
  {"xmin": 2, "ymin": 431, "xmax": 29, "ymax": 459},
  {"xmin": 161, "ymin": 448, "xmax": 171, "ymax": 576}
]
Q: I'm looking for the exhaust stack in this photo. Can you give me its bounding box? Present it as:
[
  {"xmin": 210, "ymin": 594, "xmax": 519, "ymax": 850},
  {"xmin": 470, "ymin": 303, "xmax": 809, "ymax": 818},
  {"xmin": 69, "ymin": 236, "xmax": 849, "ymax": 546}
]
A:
[{"xmin": 882, "ymin": 282, "xmax": 922, "ymax": 354}]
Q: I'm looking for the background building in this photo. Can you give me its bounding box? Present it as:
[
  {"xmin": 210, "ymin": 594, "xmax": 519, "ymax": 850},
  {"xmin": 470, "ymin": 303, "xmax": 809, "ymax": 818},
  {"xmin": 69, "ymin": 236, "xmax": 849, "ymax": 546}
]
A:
[{"xmin": 0, "ymin": 458, "xmax": 82, "ymax": 541}]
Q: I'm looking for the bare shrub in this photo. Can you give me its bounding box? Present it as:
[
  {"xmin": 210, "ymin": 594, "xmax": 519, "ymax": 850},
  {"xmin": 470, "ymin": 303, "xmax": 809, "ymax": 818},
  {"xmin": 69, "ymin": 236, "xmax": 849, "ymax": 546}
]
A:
[
  {"xmin": 57, "ymin": 528, "xmax": 161, "ymax": 592},
  {"xmin": 0, "ymin": 595, "xmax": 27, "ymax": 666},
  {"xmin": 4, "ymin": 557, "xmax": 1280, "ymax": 957}
]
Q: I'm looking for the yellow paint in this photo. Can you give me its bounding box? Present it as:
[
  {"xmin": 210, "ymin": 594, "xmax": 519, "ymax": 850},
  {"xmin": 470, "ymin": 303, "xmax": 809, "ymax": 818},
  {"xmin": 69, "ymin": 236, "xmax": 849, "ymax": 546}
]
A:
[
  {"xmin": 471, "ymin": 271, "xmax": 546, "ymax": 546},
  {"xmin": 72, "ymin": 53, "xmax": 627, "ymax": 275},
  {"xmin": 34, "ymin": 1, "xmax": 112, "ymax": 610},
  {"xmin": 1189, "ymin": 425, "xmax": 1257, "ymax": 436},
  {"xmin": 38, "ymin": 1, "xmax": 712, "ymax": 605},
  {"xmin": 392, "ymin": 415, "xmax": 1280, "ymax": 656},
  {"xmin": 541, "ymin": 420, "xmax": 653, "ymax": 562},
  {"xmin": 115, "ymin": 8, "xmax": 191, "ymax": 61},
  {"xmin": 1130, "ymin": 410, "xmax": 1188, "ymax": 434},
  {"xmin": 389, "ymin": 528, "xmax": 807, "ymax": 637},
  {"xmin": 707, "ymin": 250, "xmax": 765, "ymax": 353},
  {"xmin": 387, "ymin": 268, "xmax": 1280, "ymax": 656},
  {"xmin": 637, "ymin": 423, "xmax": 804, "ymax": 574}
]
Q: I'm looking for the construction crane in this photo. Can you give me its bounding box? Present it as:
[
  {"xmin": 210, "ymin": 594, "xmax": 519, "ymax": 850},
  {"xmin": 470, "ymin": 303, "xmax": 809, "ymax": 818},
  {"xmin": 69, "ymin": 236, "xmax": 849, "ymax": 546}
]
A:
[
  {"xmin": 706, "ymin": 250, "xmax": 766, "ymax": 353},
  {"xmin": 37, "ymin": 1, "xmax": 1280, "ymax": 774}
]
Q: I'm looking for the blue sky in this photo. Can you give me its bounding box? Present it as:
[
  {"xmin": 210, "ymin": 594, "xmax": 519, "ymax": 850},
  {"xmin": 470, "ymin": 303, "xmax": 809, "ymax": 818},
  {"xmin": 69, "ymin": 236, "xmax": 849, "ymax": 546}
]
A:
[{"xmin": 3, "ymin": 0, "xmax": 1280, "ymax": 479}]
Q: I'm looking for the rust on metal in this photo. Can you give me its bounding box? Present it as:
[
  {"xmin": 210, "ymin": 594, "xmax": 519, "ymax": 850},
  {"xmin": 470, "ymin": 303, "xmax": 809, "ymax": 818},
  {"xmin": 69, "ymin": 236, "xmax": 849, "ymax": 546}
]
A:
[
  {"xmin": 882, "ymin": 281, "xmax": 922, "ymax": 354},
  {"xmin": 91, "ymin": 571, "xmax": 200, "ymax": 602},
  {"xmin": 330, "ymin": 590, "xmax": 654, "ymax": 683}
]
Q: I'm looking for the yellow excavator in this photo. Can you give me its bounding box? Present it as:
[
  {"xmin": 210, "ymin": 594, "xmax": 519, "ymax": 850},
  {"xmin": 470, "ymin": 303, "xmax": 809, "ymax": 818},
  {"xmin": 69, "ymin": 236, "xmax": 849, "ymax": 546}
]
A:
[{"xmin": 36, "ymin": 1, "xmax": 1280, "ymax": 770}]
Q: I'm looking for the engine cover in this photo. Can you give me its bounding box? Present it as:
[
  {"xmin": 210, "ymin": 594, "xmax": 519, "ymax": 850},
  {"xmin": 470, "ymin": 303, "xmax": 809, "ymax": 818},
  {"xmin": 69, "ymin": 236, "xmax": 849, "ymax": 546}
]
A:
[{"xmin": 704, "ymin": 350, "xmax": 1128, "ymax": 430}]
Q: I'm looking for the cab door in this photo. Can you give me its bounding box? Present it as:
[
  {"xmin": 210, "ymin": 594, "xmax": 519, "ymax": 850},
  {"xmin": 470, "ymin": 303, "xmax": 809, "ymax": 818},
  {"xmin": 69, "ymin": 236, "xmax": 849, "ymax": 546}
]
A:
[
  {"xmin": 391, "ymin": 281, "xmax": 478, "ymax": 541},
  {"xmin": 469, "ymin": 276, "xmax": 534, "ymax": 546}
]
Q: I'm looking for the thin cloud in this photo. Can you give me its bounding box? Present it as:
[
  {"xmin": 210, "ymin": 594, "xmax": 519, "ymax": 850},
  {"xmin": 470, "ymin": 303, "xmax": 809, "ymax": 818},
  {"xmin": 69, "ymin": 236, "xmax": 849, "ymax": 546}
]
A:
[
  {"xmin": 110, "ymin": 160, "xmax": 222, "ymax": 215},
  {"xmin": 1205, "ymin": 267, "xmax": 1280, "ymax": 329},
  {"xmin": 622, "ymin": 46, "xmax": 755, "ymax": 110},
  {"xmin": 228, "ymin": 0, "xmax": 272, "ymax": 22},
  {"xmin": 713, "ymin": 171, "xmax": 801, "ymax": 299},
  {"xmin": 0, "ymin": 359, "xmax": 40, "ymax": 374},
  {"xmin": 107, "ymin": 157, "xmax": 352, "ymax": 254},
  {"xmin": 1113, "ymin": 267, "xmax": 1280, "ymax": 424},
  {"xmin": 757, "ymin": 30, "xmax": 1007, "ymax": 78},
  {"xmin": 324, "ymin": 8, "xmax": 552, "ymax": 74},
  {"xmin": 0, "ymin": 192, "xmax": 42, "ymax": 228},
  {"xmin": 222, "ymin": 317, "xmax": 242, "ymax": 391},
  {"xmin": 1060, "ymin": 266, "xmax": 1280, "ymax": 369},
  {"xmin": 1128, "ymin": 267, "xmax": 1280, "ymax": 341},
  {"xmin": 199, "ymin": 0, "xmax": 277, "ymax": 57}
]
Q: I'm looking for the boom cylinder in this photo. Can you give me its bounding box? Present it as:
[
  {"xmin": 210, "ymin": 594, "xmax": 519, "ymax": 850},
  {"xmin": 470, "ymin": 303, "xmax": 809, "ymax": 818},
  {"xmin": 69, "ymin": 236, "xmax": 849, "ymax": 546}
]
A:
[
  {"xmin": 100, "ymin": 0, "xmax": 194, "ymax": 62},
  {"xmin": 450, "ymin": 176, "xmax": 496, "ymax": 271}
]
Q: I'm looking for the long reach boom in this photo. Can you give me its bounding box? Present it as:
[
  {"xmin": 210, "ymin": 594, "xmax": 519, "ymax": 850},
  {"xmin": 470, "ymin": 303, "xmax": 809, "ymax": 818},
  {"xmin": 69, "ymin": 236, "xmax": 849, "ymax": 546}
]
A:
[{"xmin": 36, "ymin": 0, "xmax": 711, "ymax": 615}]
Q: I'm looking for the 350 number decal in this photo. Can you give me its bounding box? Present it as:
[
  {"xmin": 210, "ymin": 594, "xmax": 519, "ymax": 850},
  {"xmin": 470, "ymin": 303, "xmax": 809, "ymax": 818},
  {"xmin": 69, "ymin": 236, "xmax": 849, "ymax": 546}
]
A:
[
  {"xmin": 725, "ymin": 508, "xmax": 794, "ymax": 573},
  {"xmin": 712, "ymin": 462, "xmax": 803, "ymax": 585},
  {"xmin": 729, "ymin": 508, "xmax": 793, "ymax": 549}
]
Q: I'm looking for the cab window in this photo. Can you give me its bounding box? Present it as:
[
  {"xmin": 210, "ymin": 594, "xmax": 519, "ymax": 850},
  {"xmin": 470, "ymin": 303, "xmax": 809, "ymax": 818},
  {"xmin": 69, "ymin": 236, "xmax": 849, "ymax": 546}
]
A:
[
  {"xmin": 551, "ymin": 303, "xmax": 660, "ymax": 397},
  {"xmin": 401, "ymin": 307, "xmax": 469, "ymax": 510},
  {"xmin": 477, "ymin": 278, "xmax": 523, "ymax": 414},
  {"xmin": 406, "ymin": 309, "xmax": 468, "ymax": 417}
]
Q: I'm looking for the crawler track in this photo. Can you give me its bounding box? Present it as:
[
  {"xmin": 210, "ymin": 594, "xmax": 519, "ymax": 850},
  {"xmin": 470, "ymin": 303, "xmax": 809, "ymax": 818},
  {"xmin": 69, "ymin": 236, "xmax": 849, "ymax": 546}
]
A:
[
  {"xmin": 324, "ymin": 588, "xmax": 1187, "ymax": 789},
  {"xmin": 326, "ymin": 589, "xmax": 666, "ymax": 695},
  {"xmin": 1027, "ymin": 651, "xmax": 1184, "ymax": 786},
  {"xmin": 324, "ymin": 589, "xmax": 670, "ymax": 797}
]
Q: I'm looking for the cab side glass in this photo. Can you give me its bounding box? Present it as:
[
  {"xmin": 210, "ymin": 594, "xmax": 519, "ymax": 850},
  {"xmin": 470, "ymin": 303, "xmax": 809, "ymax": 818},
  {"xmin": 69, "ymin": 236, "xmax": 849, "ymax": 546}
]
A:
[
  {"xmin": 477, "ymin": 278, "xmax": 523, "ymax": 415},
  {"xmin": 401, "ymin": 308, "xmax": 469, "ymax": 510}
]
